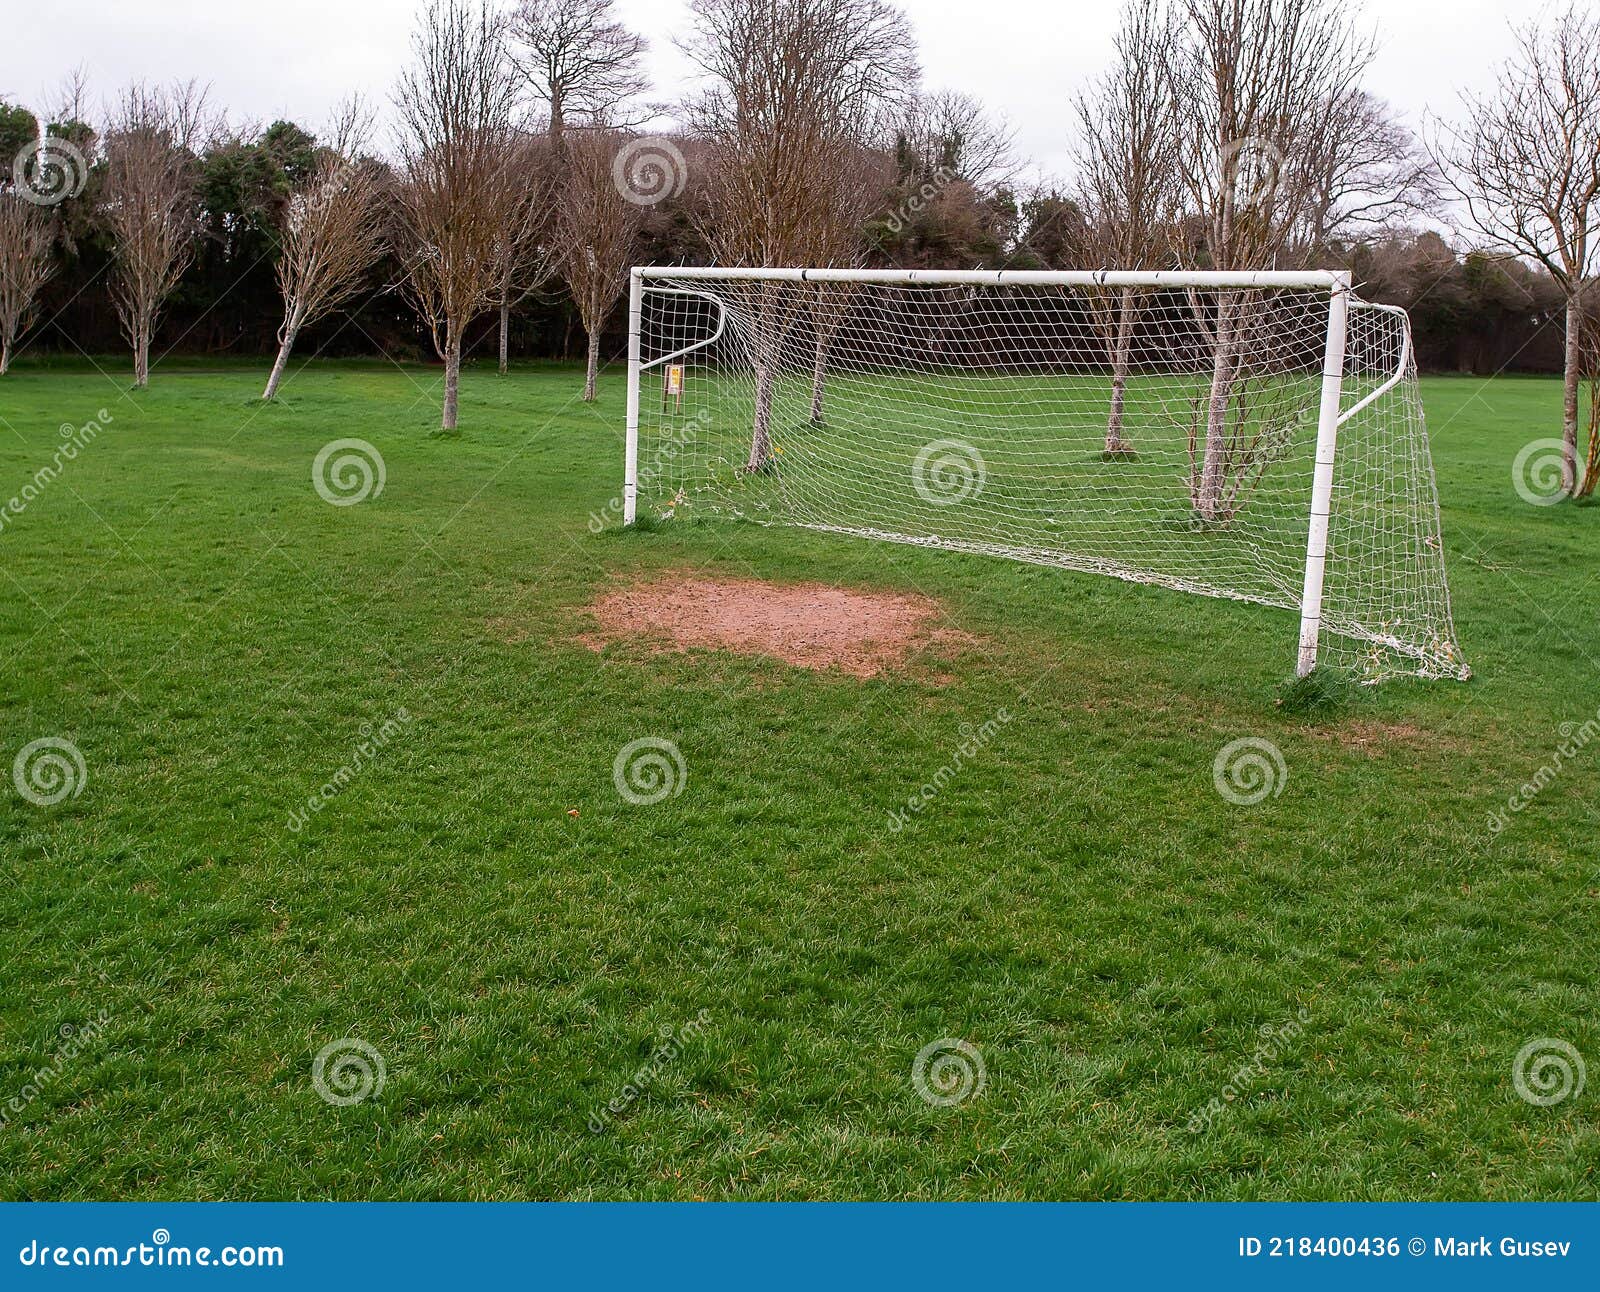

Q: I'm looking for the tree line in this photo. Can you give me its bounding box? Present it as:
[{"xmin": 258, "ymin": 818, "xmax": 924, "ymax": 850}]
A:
[{"xmin": 0, "ymin": 0, "xmax": 1595, "ymax": 489}]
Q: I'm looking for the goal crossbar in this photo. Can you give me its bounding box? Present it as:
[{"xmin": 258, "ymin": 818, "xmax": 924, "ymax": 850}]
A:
[
  {"xmin": 621, "ymin": 266, "xmax": 1467, "ymax": 684},
  {"xmin": 636, "ymin": 266, "xmax": 1352, "ymax": 290}
]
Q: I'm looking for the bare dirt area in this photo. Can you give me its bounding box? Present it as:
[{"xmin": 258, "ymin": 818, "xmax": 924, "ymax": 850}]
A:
[
  {"xmin": 1306, "ymin": 718, "xmax": 1433, "ymax": 755},
  {"xmin": 576, "ymin": 571, "xmax": 974, "ymax": 679}
]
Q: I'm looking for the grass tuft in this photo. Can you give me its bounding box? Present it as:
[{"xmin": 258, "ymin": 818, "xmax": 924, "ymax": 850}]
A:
[{"xmin": 1275, "ymin": 665, "xmax": 1364, "ymax": 715}]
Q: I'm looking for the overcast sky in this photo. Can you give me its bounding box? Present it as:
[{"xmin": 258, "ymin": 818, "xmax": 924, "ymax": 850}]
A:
[{"xmin": 11, "ymin": 0, "xmax": 1552, "ymax": 181}]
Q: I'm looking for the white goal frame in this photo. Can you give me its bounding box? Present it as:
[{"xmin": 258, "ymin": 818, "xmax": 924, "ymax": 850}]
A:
[{"xmin": 624, "ymin": 266, "xmax": 1397, "ymax": 678}]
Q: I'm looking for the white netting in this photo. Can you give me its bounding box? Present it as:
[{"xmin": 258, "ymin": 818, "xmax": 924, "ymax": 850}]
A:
[{"xmin": 632, "ymin": 273, "xmax": 1468, "ymax": 682}]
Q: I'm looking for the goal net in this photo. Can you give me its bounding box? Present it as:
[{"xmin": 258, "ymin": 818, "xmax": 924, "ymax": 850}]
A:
[{"xmin": 624, "ymin": 268, "xmax": 1468, "ymax": 683}]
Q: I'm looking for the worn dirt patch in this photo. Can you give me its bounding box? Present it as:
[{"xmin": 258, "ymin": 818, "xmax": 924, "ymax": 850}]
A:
[
  {"xmin": 576, "ymin": 572, "xmax": 973, "ymax": 678},
  {"xmin": 1305, "ymin": 718, "xmax": 1432, "ymax": 755}
]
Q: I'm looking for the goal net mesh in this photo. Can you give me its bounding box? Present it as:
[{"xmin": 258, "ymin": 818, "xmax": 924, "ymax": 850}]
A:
[{"xmin": 633, "ymin": 275, "xmax": 1468, "ymax": 682}]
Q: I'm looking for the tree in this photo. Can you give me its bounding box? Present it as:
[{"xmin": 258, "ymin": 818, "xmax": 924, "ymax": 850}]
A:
[
  {"xmin": 554, "ymin": 128, "xmax": 640, "ymax": 400},
  {"xmin": 101, "ymin": 84, "xmax": 206, "ymax": 388},
  {"xmin": 1432, "ymin": 4, "xmax": 1600, "ymax": 497},
  {"xmin": 896, "ymin": 90, "xmax": 1016, "ymax": 192},
  {"xmin": 507, "ymin": 0, "xmax": 647, "ymax": 144},
  {"xmin": 1580, "ymin": 307, "xmax": 1600, "ymax": 495},
  {"xmin": 38, "ymin": 72, "xmax": 102, "ymax": 276},
  {"xmin": 800, "ymin": 142, "xmax": 894, "ymax": 423},
  {"xmin": 0, "ymin": 193, "xmax": 54, "ymax": 374},
  {"xmin": 1008, "ymin": 187, "xmax": 1092, "ymax": 270},
  {"xmin": 1072, "ymin": 0, "xmax": 1182, "ymax": 453},
  {"xmin": 1167, "ymin": 0, "xmax": 1377, "ymax": 520},
  {"xmin": 263, "ymin": 106, "xmax": 391, "ymax": 400},
  {"xmin": 493, "ymin": 130, "xmax": 558, "ymax": 375},
  {"xmin": 0, "ymin": 102, "xmax": 40, "ymax": 174},
  {"xmin": 194, "ymin": 121, "xmax": 317, "ymax": 356},
  {"xmin": 0, "ymin": 102, "xmax": 55, "ymax": 376},
  {"xmin": 683, "ymin": 0, "xmax": 919, "ymax": 469},
  {"xmin": 874, "ymin": 89, "xmax": 1014, "ymax": 272},
  {"xmin": 1292, "ymin": 90, "xmax": 1436, "ymax": 254},
  {"xmin": 394, "ymin": 0, "xmax": 527, "ymax": 431}
]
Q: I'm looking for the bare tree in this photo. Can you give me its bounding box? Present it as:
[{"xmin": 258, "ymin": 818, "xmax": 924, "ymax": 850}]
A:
[
  {"xmin": 683, "ymin": 0, "xmax": 919, "ymax": 469},
  {"xmin": 1072, "ymin": 0, "xmax": 1182, "ymax": 453},
  {"xmin": 162, "ymin": 78, "xmax": 223, "ymax": 153},
  {"xmin": 394, "ymin": 0, "xmax": 527, "ymax": 431},
  {"xmin": 49, "ymin": 65, "xmax": 93, "ymax": 132},
  {"xmin": 493, "ymin": 130, "xmax": 558, "ymax": 375},
  {"xmin": 802, "ymin": 143, "xmax": 895, "ymax": 424},
  {"xmin": 0, "ymin": 193, "xmax": 54, "ymax": 375},
  {"xmin": 1168, "ymin": 0, "xmax": 1377, "ymax": 520},
  {"xmin": 507, "ymin": 0, "xmax": 648, "ymax": 144},
  {"xmin": 1293, "ymin": 90, "xmax": 1436, "ymax": 252},
  {"xmin": 262, "ymin": 103, "xmax": 390, "ymax": 400},
  {"xmin": 554, "ymin": 127, "xmax": 641, "ymax": 400},
  {"xmin": 101, "ymin": 84, "xmax": 205, "ymax": 388},
  {"xmin": 897, "ymin": 89, "xmax": 1017, "ymax": 192},
  {"xmin": 1432, "ymin": 4, "xmax": 1600, "ymax": 497}
]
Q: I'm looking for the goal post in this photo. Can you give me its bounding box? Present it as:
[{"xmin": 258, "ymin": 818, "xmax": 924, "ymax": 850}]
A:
[
  {"xmin": 623, "ymin": 268, "xmax": 643, "ymax": 527},
  {"xmin": 622, "ymin": 266, "xmax": 1468, "ymax": 683},
  {"xmin": 1297, "ymin": 275, "xmax": 1349, "ymax": 676}
]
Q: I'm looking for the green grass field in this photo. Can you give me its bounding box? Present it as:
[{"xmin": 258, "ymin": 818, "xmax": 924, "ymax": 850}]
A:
[{"xmin": 0, "ymin": 358, "xmax": 1594, "ymax": 1200}]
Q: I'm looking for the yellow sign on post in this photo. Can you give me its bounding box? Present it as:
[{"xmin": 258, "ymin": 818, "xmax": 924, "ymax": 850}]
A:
[{"xmin": 662, "ymin": 364, "xmax": 684, "ymax": 412}]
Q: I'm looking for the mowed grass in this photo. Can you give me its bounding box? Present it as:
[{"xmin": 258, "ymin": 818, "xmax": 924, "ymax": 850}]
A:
[{"xmin": 0, "ymin": 358, "xmax": 1594, "ymax": 1200}]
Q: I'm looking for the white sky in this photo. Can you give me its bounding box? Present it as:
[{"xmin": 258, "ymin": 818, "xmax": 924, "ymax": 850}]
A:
[{"xmin": 9, "ymin": 0, "xmax": 1552, "ymax": 182}]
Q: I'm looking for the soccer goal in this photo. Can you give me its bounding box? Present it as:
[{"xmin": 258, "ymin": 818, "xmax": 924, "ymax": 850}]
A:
[{"xmin": 622, "ymin": 266, "xmax": 1469, "ymax": 683}]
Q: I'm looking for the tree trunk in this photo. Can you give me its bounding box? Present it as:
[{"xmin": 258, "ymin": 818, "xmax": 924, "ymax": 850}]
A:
[
  {"xmin": 809, "ymin": 332, "xmax": 827, "ymax": 424},
  {"xmin": 498, "ymin": 289, "xmax": 510, "ymax": 376},
  {"xmin": 583, "ymin": 326, "xmax": 600, "ymax": 401},
  {"xmin": 1562, "ymin": 291, "xmax": 1582, "ymax": 496},
  {"xmin": 747, "ymin": 364, "xmax": 775, "ymax": 471},
  {"xmin": 442, "ymin": 318, "xmax": 461, "ymax": 430},
  {"xmin": 1105, "ymin": 287, "xmax": 1137, "ymax": 455},
  {"xmin": 263, "ymin": 302, "xmax": 303, "ymax": 401},
  {"xmin": 1195, "ymin": 292, "xmax": 1238, "ymax": 520},
  {"xmin": 133, "ymin": 318, "xmax": 150, "ymax": 389},
  {"xmin": 0, "ymin": 334, "xmax": 10, "ymax": 376},
  {"xmin": 1583, "ymin": 384, "xmax": 1600, "ymax": 499}
]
